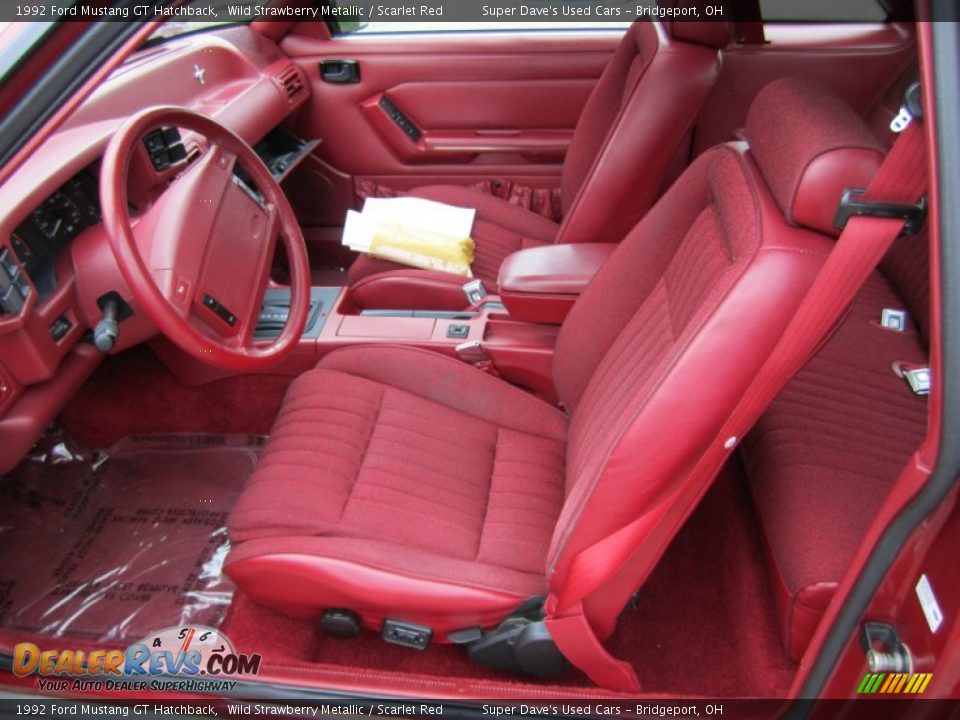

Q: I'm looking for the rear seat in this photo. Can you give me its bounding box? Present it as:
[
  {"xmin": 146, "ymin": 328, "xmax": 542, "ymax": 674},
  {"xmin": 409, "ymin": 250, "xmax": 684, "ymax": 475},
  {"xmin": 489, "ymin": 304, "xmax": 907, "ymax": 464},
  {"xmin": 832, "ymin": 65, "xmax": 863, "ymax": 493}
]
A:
[{"xmin": 741, "ymin": 92, "xmax": 930, "ymax": 661}]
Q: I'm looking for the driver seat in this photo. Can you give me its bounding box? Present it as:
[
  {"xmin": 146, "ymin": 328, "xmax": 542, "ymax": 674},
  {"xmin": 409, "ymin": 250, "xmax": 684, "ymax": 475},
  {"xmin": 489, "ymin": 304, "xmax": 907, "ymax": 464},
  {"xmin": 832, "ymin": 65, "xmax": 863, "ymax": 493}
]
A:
[{"xmin": 225, "ymin": 78, "xmax": 885, "ymax": 680}]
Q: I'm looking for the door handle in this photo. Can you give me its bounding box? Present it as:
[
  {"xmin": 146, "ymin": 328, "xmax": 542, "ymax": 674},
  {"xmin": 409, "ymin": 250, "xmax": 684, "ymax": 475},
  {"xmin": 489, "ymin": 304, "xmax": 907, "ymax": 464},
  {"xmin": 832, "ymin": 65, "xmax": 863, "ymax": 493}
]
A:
[{"xmin": 320, "ymin": 59, "xmax": 360, "ymax": 84}]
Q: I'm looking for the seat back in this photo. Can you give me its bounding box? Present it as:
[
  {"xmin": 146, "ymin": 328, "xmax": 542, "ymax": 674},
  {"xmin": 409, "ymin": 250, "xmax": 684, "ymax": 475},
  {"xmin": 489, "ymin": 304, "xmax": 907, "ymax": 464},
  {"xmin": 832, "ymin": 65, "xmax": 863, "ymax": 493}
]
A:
[
  {"xmin": 546, "ymin": 77, "xmax": 886, "ymax": 638},
  {"xmin": 558, "ymin": 15, "xmax": 728, "ymax": 247}
]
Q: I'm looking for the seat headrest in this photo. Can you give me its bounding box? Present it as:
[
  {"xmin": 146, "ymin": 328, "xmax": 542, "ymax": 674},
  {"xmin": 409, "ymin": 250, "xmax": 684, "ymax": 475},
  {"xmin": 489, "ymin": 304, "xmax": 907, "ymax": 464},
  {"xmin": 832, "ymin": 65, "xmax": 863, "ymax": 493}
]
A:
[
  {"xmin": 746, "ymin": 77, "xmax": 886, "ymax": 237},
  {"xmin": 667, "ymin": 21, "xmax": 730, "ymax": 48},
  {"xmin": 660, "ymin": 3, "xmax": 730, "ymax": 47}
]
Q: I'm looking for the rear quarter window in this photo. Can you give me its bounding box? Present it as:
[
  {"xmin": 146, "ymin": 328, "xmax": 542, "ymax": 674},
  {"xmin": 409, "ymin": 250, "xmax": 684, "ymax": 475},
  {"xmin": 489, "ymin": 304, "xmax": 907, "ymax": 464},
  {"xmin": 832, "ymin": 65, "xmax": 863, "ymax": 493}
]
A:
[{"xmin": 759, "ymin": 0, "xmax": 887, "ymax": 21}]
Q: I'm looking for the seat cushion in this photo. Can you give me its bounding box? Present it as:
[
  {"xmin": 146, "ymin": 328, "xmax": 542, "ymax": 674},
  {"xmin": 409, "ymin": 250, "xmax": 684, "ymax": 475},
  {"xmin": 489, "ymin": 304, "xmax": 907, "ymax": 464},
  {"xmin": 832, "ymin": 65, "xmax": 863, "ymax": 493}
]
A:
[
  {"xmin": 742, "ymin": 269, "xmax": 928, "ymax": 660},
  {"xmin": 347, "ymin": 185, "xmax": 559, "ymax": 309},
  {"xmin": 227, "ymin": 345, "xmax": 568, "ymax": 634}
]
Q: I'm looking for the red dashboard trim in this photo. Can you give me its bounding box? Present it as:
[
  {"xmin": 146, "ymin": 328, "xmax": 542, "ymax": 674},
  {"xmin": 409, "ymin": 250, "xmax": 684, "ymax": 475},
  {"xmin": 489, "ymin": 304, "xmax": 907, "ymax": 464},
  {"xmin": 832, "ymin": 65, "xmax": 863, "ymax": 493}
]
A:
[{"xmin": 0, "ymin": 26, "xmax": 313, "ymax": 467}]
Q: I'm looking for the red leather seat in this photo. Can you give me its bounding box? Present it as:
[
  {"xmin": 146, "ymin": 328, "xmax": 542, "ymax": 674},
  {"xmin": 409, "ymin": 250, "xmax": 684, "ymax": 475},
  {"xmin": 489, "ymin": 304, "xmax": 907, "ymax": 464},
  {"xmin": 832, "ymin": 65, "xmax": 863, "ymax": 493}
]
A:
[
  {"xmin": 226, "ymin": 79, "xmax": 879, "ymax": 676},
  {"xmin": 347, "ymin": 16, "xmax": 729, "ymax": 310}
]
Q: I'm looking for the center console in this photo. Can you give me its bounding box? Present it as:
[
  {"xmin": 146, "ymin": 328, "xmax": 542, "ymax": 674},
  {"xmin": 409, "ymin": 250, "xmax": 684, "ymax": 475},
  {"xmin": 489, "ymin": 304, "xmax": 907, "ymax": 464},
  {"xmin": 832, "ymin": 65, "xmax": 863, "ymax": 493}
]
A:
[
  {"xmin": 153, "ymin": 243, "xmax": 617, "ymax": 402},
  {"xmin": 255, "ymin": 287, "xmax": 338, "ymax": 341}
]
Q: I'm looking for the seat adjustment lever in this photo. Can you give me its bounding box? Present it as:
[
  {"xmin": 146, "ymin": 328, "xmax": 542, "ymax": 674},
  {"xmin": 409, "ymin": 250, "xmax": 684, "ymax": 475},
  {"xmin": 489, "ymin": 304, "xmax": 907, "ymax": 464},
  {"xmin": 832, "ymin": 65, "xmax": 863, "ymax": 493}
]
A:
[
  {"xmin": 466, "ymin": 596, "xmax": 567, "ymax": 677},
  {"xmin": 382, "ymin": 619, "xmax": 431, "ymax": 650},
  {"xmin": 468, "ymin": 618, "xmax": 567, "ymax": 677}
]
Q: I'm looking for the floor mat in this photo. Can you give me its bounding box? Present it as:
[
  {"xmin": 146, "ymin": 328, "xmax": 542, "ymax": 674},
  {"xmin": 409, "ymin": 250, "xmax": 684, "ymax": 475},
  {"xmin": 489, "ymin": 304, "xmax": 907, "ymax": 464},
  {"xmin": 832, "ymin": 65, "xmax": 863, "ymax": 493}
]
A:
[
  {"xmin": 60, "ymin": 345, "xmax": 293, "ymax": 449},
  {"xmin": 0, "ymin": 433, "xmax": 261, "ymax": 643}
]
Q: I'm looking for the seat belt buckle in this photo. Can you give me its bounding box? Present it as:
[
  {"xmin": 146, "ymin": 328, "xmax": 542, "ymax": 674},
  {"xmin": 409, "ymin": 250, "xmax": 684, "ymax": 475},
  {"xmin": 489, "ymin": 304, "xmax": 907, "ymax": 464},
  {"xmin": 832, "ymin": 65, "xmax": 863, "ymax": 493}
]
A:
[
  {"xmin": 456, "ymin": 339, "xmax": 490, "ymax": 364},
  {"xmin": 880, "ymin": 308, "xmax": 910, "ymax": 333},
  {"xmin": 894, "ymin": 361, "xmax": 932, "ymax": 396},
  {"xmin": 463, "ymin": 279, "xmax": 488, "ymax": 306},
  {"xmin": 903, "ymin": 367, "xmax": 932, "ymax": 396},
  {"xmin": 832, "ymin": 188, "xmax": 927, "ymax": 235}
]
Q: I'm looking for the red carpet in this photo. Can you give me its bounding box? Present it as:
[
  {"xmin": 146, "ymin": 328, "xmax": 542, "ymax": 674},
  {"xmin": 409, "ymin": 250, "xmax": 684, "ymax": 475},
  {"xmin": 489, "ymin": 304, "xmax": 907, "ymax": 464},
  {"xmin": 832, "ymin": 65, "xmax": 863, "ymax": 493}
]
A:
[
  {"xmin": 60, "ymin": 345, "xmax": 293, "ymax": 449},
  {"xmin": 607, "ymin": 459, "xmax": 796, "ymax": 696}
]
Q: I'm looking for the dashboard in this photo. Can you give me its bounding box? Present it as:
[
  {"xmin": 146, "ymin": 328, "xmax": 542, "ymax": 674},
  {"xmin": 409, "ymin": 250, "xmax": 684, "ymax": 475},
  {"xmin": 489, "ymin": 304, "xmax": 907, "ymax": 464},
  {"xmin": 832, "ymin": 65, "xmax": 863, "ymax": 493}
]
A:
[{"xmin": 0, "ymin": 25, "xmax": 311, "ymax": 474}]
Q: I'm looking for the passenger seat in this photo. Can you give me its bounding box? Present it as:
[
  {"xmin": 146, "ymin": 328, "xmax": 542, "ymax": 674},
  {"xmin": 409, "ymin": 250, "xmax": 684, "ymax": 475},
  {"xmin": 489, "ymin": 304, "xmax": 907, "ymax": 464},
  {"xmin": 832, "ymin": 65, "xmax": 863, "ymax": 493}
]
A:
[{"xmin": 347, "ymin": 15, "xmax": 729, "ymax": 310}]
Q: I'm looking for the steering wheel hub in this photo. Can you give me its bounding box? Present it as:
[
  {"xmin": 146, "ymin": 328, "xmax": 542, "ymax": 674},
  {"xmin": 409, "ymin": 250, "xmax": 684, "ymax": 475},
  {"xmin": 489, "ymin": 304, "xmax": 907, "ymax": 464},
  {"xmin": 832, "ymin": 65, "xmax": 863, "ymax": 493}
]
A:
[{"xmin": 100, "ymin": 107, "xmax": 311, "ymax": 371}]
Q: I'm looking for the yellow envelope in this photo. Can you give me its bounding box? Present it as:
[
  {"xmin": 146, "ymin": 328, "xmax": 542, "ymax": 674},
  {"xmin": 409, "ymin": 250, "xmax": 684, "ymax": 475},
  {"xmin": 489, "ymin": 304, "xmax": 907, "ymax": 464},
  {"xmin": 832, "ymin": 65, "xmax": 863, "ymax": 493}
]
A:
[{"xmin": 369, "ymin": 220, "xmax": 475, "ymax": 277}]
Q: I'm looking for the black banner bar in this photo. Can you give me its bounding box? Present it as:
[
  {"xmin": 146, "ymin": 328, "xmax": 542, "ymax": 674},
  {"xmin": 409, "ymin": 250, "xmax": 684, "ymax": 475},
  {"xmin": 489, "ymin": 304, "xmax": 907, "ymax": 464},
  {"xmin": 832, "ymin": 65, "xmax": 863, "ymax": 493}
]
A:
[
  {"xmin": 1, "ymin": 698, "xmax": 959, "ymax": 720},
  {"xmin": 0, "ymin": 0, "xmax": 956, "ymax": 24}
]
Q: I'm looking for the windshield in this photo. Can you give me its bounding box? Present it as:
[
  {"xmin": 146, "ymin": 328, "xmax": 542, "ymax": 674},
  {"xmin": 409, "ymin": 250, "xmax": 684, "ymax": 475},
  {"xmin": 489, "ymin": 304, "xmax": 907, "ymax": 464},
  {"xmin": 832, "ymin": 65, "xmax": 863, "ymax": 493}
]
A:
[
  {"xmin": 148, "ymin": 18, "xmax": 249, "ymax": 43},
  {"xmin": 146, "ymin": 1, "xmax": 256, "ymax": 44},
  {"xmin": 0, "ymin": 22, "xmax": 58, "ymax": 88}
]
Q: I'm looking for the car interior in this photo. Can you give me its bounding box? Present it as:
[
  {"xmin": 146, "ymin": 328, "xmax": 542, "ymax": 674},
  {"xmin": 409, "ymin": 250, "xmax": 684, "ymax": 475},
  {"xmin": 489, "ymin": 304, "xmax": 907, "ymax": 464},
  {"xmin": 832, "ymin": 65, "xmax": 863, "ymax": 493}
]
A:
[{"xmin": 0, "ymin": 1, "xmax": 936, "ymax": 700}]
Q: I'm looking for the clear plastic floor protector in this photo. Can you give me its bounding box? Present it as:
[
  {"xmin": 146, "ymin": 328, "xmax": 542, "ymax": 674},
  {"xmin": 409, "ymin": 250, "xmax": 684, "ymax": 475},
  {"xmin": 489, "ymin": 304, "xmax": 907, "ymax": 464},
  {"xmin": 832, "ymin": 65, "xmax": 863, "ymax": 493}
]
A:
[{"xmin": 0, "ymin": 432, "xmax": 262, "ymax": 643}]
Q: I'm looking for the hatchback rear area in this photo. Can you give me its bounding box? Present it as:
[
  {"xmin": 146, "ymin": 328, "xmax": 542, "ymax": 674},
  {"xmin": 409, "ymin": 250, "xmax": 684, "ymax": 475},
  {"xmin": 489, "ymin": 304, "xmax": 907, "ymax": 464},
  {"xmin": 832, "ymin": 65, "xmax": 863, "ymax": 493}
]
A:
[{"xmin": 0, "ymin": 0, "xmax": 956, "ymax": 711}]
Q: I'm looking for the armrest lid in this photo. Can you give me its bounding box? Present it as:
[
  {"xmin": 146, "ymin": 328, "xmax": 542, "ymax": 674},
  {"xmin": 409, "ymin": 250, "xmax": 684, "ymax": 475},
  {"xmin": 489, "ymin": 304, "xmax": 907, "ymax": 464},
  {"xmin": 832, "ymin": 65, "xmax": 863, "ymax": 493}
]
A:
[{"xmin": 498, "ymin": 243, "xmax": 617, "ymax": 295}]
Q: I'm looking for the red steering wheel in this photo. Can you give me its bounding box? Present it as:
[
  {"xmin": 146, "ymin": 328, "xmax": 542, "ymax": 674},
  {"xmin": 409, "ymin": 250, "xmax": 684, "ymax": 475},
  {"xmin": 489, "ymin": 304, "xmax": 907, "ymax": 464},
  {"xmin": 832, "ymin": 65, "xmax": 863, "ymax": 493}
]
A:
[{"xmin": 100, "ymin": 107, "xmax": 310, "ymax": 371}]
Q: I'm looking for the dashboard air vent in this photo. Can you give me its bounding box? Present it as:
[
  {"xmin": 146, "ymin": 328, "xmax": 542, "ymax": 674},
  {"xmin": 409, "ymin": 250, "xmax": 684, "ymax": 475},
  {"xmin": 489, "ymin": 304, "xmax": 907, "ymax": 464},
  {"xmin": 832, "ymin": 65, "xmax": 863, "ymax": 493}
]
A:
[{"xmin": 276, "ymin": 65, "xmax": 306, "ymax": 105}]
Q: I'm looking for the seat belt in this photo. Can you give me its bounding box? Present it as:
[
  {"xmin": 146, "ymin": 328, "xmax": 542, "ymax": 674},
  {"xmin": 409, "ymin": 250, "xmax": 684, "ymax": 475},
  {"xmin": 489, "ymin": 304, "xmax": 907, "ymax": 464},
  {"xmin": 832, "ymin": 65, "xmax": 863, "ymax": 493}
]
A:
[{"xmin": 544, "ymin": 115, "xmax": 929, "ymax": 693}]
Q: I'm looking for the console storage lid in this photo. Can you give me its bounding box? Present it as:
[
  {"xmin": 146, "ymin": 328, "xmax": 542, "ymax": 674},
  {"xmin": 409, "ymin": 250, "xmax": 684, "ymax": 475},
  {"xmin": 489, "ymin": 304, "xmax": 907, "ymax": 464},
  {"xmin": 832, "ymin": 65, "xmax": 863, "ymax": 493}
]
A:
[{"xmin": 498, "ymin": 244, "xmax": 616, "ymax": 324}]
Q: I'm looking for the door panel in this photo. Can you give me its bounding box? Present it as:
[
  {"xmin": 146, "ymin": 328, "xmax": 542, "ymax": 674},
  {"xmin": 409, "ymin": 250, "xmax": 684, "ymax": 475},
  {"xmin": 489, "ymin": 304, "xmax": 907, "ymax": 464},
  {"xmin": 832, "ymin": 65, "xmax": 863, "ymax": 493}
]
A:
[
  {"xmin": 279, "ymin": 22, "xmax": 915, "ymax": 237},
  {"xmin": 280, "ymin": 30, "xmax": 620, "ymax": 226}
]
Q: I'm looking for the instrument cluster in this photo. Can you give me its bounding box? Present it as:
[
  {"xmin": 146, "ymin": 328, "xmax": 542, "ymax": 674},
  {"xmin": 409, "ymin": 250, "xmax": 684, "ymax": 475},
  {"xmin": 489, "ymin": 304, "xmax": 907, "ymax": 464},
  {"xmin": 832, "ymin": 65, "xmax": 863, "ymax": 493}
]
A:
[{"xmin": 10, "ymin": 170, "xmax": 100, "ymax": 295}]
